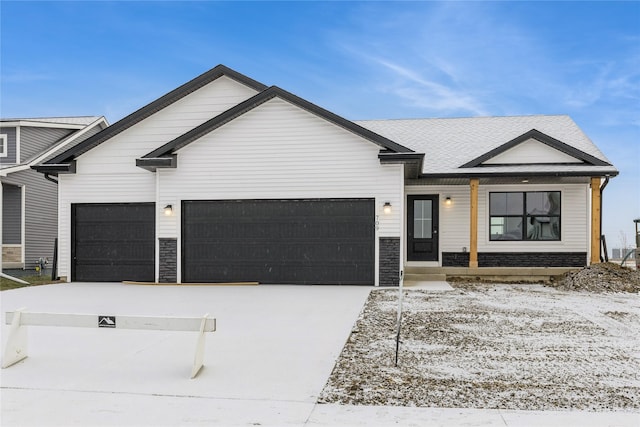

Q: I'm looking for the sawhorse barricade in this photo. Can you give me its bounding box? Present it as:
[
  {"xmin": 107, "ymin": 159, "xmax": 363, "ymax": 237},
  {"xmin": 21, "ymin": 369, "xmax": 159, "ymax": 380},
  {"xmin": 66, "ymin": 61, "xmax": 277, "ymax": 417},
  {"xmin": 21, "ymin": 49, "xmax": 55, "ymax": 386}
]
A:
[{"xmin": 2, "ymin": 309, "xmax": 216, "ymax": 378}]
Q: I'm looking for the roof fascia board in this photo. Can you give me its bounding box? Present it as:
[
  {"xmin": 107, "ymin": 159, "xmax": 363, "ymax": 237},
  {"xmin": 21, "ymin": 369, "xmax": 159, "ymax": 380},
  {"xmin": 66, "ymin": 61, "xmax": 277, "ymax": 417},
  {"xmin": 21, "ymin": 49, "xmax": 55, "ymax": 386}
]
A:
[
  {"xmin": 31, "ymin": 161, "xmax": 77, "ymax": 175},
  {"xmin": 0, "ymin": 121, "xmax": 86, "ymax": 130},
  {"xmin": 378, "ymin": 152, "xmax": 424, "ymax": 162},
  {"xmin": 1, "ymin": 164, "xmax": 30, "ymax": 176},
  {"xmin": 44, "ymin": 65, "xmax": 268, "ymax": 165},
  {"xmin": 143, "ymin": 86, "xmax": 414, "ymax": 159},
  {"xmin": 460, "ymin": 129, "xmax": 611, "ymax": 168},
  {"xmin": 378, "ymin": 152, "xmax": 425, "ymax": 179},
  {"xmin": 419, "ymin": 170, "xmax": 619, "ymax": 179},
  {"xmin": 135, "ymin": 155, "xmax": 177, "ymax": 172},
  {"xmin": 270, "ymin": 87, "xmax": 414, "ymax": 153}
]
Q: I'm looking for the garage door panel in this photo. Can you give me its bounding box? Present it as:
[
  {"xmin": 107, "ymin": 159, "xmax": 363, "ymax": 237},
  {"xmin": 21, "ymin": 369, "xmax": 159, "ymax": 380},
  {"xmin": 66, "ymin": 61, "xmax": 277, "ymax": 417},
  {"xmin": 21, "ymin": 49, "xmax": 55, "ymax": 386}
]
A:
[
  {"xmin": 72, "ymin": 203, "xmax": 155, "ymax": 282},
  {"xmin": 74, "ymin": 264, "xmax": 155, "ymax": 283},
  {"xmin": 186, "ymin": 240, "xmax": 373, "ymax": 263},
  {"xmin": 74, "ymin": 241, "xmax": 155, "ymax": 259},
  {"xmin": 183, "ymin": 199, "xmax": 374, "ymax": 285},
  {"xmin": 73, "ymin": 224, "xmax": 153, "ymax": 241},
  {"xmin": 185, "ymin": 261, "xmax": 371, "ymax": 285},
  {"xmin": 187, "ymin": 222, "xmax": 373, "ymax": 239}
]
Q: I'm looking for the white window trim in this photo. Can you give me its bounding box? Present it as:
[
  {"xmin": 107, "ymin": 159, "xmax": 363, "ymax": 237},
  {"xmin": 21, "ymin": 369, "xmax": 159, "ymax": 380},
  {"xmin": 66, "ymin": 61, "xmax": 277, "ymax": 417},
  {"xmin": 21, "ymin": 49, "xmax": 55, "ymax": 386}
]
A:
[{"xmin": 0, "ymin": 134, "xmax": 7, "ymax": 157}]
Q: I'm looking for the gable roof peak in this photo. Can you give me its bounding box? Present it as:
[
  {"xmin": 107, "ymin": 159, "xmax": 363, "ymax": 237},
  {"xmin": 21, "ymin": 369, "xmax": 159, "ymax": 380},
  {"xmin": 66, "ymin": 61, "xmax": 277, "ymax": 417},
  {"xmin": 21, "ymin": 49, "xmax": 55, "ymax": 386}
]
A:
[
  {"xmin": 460, "ymin": 128, "xmax": 611, "ymax": 168},
  {"xmin": 141, "ymin": 84, "xmax": 415, "ymax": 160},
  {"xmin": 42, "ymin": 64, "xmax": 267, "ymax": 165}
]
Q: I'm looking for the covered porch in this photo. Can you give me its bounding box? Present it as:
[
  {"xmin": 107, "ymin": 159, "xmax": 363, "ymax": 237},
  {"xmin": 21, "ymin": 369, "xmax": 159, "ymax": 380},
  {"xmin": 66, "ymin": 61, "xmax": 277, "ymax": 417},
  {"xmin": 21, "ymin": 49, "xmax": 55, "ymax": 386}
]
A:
[{"xmin": 403, "ymin": 174, "xmax": 609, "ymax": 276}]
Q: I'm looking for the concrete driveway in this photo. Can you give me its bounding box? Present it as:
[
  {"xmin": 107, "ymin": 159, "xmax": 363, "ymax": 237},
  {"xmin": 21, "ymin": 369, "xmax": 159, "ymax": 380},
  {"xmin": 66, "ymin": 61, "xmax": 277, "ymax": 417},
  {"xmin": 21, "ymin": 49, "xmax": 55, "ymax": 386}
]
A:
[
  {"xmin": 3, "ymin": 283, "xmax": 638, "ymax": 427},
  {"xmin": 1, "ymin": 283, "xmax": 371, "ymax": 426}
]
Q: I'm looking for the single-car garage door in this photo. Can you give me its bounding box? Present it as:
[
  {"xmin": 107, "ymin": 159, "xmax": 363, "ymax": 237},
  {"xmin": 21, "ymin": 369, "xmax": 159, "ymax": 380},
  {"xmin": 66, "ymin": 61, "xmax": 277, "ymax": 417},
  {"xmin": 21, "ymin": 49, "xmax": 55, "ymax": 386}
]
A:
[
  {"xmin": 72, "ymin": 203, "xmax": 155, "ymax": 282},
  {"xmin": 182, "ymin": 199, "xmax": 374, "ymax": 285}
]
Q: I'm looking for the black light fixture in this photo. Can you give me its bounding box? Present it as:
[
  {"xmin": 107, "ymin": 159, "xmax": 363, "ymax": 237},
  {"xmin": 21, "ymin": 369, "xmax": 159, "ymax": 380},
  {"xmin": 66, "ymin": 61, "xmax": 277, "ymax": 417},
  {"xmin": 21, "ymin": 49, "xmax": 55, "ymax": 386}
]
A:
[
  {"xmin": 164, "ymin": 204, "xmax": 173, "ymax": 216},
  {"xmin": 445, "ymin": 197, "xmax": 452, "ymax": 205},
  {"xmin": 383, "ymin": 202, "xmax": 392, "ymax": 214}
]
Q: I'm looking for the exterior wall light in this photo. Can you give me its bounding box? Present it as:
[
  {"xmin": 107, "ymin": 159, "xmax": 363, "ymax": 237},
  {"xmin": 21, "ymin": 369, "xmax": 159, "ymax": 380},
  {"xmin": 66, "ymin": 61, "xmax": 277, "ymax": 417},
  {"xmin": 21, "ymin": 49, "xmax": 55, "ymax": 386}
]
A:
[
  {"xmin": 445, "ymin": 197, "xmax": 452, "ymax": 206},
  {"xmin": 383, "ymin": 202, "xmax": 392, "ymax": 215},
  {"xmin": 164, "ymin": 204, "xmax": 173, "ymax": 216}
]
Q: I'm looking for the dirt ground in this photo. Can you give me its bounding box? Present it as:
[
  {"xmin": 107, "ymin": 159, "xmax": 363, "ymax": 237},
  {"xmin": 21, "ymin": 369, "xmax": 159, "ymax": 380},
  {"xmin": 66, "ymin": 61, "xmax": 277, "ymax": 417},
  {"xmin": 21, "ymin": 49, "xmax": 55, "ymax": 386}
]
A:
[
  {"xmin": 551, "ymin": 262, "xmax": 640, "ymax": 293},
  {"xmin": 319, "ymin": 283, "xmax": 640, "ymax": 412}
]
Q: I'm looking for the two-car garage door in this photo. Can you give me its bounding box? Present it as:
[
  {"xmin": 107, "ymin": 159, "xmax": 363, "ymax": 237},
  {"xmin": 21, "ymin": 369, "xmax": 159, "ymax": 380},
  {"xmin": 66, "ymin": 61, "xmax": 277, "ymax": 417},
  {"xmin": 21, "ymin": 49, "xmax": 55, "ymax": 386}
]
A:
[
  {"xmin": 183, "ymin": 199, "xmax": 375, "ymax": 285},
  {"xmin": 72, "ymin": 199, "xmax": 375, "ymax": 284}
]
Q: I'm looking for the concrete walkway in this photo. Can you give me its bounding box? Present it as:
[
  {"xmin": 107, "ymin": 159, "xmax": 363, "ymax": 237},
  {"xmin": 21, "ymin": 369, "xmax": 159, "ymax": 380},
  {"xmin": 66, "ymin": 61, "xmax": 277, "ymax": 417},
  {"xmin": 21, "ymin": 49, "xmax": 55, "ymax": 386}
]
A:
[{"xmin": 1, "ymin": 283, "xmax": 638, "ymax": 426}]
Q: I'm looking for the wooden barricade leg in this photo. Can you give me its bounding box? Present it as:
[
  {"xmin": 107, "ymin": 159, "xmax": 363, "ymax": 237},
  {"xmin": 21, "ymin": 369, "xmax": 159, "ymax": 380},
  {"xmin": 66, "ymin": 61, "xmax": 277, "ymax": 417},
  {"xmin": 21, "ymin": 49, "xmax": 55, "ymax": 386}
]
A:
[
  {"xmin": 191, "ymin": 313, "xmax": 210, "ymax": 379},
  {"xmin": 2, "ymin": 309, "xmax": 28, "ymax": 368}
]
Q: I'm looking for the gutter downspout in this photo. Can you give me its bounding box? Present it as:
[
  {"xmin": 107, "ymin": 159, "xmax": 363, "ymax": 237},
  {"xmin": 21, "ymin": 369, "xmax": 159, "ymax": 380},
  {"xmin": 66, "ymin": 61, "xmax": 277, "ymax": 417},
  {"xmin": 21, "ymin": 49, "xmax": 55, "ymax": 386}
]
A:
[
  {"xmin": 44, "ymin": 173, "xmax": 58, "ymax": 184},
  {"xmin": 599, "ymin": 176, "xmax": 610, "ymax": 262}
]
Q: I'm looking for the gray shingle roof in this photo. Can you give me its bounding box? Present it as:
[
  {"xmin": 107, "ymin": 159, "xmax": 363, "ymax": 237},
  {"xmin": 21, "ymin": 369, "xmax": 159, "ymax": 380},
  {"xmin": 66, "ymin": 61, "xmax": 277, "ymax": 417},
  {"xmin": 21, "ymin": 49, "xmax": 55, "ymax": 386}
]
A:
[{"xmin": 356, "ymin": 115, "xmax": 617, "ymax": 176}]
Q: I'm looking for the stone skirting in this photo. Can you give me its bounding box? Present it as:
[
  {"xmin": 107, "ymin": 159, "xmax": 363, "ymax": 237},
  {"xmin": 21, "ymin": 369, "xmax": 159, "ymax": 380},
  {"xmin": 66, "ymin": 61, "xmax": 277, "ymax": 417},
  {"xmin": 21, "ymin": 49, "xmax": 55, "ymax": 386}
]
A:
[
  {"xmin": 442, "ymin": 252, "xmax": 587, "ymax": 267},
  {"xmin": 442, "ymin": 252, "xmax": 470, "ymax": 267},
  {"xmin": 379, "ymin": 237, "xmax": 400, "ymax": 286},
  {"xmin": 159, "ymin": 238, "xmax": 177, "ymax": 283},
  {"xmin": 2, "ymin": 245, "xmax": 22, "ymax": 263}
]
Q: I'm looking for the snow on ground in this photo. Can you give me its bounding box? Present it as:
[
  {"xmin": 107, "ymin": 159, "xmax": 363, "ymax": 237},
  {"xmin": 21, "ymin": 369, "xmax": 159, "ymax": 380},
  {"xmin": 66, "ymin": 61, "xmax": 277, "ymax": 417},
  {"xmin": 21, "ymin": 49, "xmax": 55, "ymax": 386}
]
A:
[
  {"xmin": 320, "ymin": 284, "xmax": 640, "ymax": 412},
  {"xmin": 2, "ymin": 282, "xmax": 639, "ymax": 426}
]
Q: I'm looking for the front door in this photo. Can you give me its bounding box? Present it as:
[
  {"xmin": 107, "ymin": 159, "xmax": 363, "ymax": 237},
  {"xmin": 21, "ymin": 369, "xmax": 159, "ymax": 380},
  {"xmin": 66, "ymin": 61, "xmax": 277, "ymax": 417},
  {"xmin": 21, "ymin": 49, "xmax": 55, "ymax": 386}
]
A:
[{"xmin": 407, "ymin": 195, "xmax": 439, "ymax": 261}]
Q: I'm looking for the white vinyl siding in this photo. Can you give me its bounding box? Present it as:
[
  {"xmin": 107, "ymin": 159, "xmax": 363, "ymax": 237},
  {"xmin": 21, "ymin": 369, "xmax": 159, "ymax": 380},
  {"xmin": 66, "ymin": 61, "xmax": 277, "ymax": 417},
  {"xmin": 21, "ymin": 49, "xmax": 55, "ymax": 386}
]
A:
[
  {"xmin": 157, "ymin": 97, "xmax": 403, "ymax": 240},
  {"xmin": 56, "ymin": 76, "xmax": 260, "ymax": 279},
  {"xmin": 483, "ymin": 138, "xmax": 583, "ymax": 165},
  {"xmin": 73, "ymin": 76, "xmax": 259, "ymax": 175}
]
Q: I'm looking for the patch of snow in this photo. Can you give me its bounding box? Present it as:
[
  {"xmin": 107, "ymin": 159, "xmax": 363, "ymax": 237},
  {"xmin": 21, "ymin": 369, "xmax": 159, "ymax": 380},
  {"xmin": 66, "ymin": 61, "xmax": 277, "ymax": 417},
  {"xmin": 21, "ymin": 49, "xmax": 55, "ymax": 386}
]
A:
[{"xmin": 320, "ymin": 286, "xmax": 640, "ymax": 412}]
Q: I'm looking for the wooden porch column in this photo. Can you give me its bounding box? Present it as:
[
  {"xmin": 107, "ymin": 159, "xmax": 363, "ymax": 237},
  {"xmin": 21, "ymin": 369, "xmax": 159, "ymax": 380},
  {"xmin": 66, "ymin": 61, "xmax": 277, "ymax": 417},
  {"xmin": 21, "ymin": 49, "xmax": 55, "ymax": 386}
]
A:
[
  {"xmin": 469, "ymin": 178, "xmax": 479, "ymax": 268},
  {"xmin": 590, "ymin": 177, "xmax": 601, "ymax": 264}
]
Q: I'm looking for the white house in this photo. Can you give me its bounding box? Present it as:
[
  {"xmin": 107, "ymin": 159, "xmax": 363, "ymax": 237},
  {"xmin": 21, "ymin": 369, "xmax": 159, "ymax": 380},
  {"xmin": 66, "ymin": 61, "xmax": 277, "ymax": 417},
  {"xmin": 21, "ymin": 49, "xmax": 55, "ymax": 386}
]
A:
[{"xmin": 34, "ymin": 65, "xmax": 618, "ymax": 285}]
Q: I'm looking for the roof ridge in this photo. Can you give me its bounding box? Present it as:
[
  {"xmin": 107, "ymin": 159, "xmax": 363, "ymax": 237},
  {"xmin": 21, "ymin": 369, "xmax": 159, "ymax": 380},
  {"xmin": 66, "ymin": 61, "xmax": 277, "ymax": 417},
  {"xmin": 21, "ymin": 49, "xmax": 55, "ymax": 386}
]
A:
[{"xmin": 356, "ymin": 114, "xmax": 571, "ymax": 122}]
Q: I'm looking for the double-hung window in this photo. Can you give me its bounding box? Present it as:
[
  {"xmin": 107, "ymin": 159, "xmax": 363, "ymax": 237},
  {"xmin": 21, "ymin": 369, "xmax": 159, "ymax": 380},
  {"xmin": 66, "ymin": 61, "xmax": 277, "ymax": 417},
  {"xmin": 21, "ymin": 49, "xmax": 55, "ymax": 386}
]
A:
[{"xmin": 489, "ymin": 191, "xmax": 561, "ymax": 241}]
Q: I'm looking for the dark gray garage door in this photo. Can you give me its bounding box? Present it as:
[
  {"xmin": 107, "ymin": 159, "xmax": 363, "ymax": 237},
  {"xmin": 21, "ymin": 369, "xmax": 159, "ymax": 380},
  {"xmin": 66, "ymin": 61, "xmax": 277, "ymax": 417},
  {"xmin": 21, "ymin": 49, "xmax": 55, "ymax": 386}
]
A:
[
  {"xmin": 72, "ymin": 203, "xmax": 155, "ymax": 282},
  {"xmin": 182, "ymin": 199, "xmax": 374, "ymax": 285}
]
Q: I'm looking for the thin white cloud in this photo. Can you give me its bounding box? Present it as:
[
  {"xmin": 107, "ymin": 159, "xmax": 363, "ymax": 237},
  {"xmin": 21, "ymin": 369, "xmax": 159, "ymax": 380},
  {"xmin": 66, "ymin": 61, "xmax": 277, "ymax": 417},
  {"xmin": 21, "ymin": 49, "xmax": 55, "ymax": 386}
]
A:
[
  {"xmin": 563, "ymin": 63, "xmax": 614, "ymax": 108},
  {"xmin": 369, "ymin": 56, "xmax": 489, "ymax": 116},
  {"xmin": 329, "ymin": 1, "xmax": 640, "ymax": 129},
  {"xmin": 328, "ymin": 2, "xmax": 544, "ymax": 117}
]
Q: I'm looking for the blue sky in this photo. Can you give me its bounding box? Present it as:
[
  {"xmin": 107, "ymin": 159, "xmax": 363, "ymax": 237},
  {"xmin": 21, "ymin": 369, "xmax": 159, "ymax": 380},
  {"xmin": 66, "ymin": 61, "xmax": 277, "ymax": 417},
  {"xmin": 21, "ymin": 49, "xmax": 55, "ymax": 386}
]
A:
[{"xmin": 1, "ymin": 1, "xmax": 639, "ymax": 249}]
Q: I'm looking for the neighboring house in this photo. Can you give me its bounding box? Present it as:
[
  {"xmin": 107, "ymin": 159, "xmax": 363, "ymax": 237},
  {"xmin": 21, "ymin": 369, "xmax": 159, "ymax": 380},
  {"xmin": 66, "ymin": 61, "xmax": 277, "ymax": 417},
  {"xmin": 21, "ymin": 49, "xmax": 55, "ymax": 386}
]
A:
[
  {"xmin": 1, "ymin": 116, "xmax": 108, "ymax": 271},
  {"xmin": 33, "ymin": 65, "xmax": 618, "ymax": 285}
]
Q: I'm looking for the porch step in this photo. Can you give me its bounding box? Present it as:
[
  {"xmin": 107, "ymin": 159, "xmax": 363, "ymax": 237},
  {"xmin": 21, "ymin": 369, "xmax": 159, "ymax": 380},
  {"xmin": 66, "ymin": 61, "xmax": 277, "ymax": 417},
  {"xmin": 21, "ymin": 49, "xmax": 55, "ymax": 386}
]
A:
[
  {"xmin": 403, "ymin": 266, "xmax": 576, "ymax": 283},
  {"xmin": 404, "ymin": 273, "xmax": 447, "ymax": 282}
]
